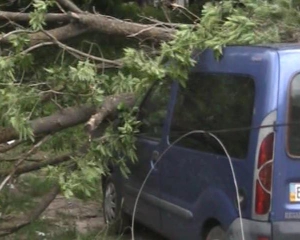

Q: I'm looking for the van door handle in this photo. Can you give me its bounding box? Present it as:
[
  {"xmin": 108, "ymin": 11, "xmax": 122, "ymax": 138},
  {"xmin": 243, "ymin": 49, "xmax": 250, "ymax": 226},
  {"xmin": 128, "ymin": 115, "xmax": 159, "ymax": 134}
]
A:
[
  {"xmin": 152, "ymin": 150, "xmax": 160, "ymax": 162},
  {"xmin": 150, "ymin": 150, "xmax": 160, "ymax": 170}
]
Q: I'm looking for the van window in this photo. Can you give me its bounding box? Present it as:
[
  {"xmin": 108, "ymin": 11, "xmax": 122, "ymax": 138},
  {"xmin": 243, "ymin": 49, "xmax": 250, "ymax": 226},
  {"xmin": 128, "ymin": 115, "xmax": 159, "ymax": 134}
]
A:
[
  {"xmin": 288, "ymin": 74, "xmax": 300, "ymax": 156},
  {"xmin": 169, "ymin": 73, "xmax": 255, "ymax": 159},
  {"xmin": 138, "ymin": 83, "xmax": 170, "ymax": 139}
]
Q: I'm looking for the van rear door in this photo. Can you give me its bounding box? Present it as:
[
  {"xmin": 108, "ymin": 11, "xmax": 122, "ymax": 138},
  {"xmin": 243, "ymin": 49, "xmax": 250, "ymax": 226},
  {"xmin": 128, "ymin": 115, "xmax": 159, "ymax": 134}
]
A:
[{"xmin": 272, "ymin": 50, "xmax": 300, "ymax": 239}]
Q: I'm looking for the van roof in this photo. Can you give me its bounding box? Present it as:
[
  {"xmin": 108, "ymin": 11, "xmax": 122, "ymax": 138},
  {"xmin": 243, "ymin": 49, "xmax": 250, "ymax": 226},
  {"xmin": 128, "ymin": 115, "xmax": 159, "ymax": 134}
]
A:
[{"xmin": 247, "ymin": 43, "xmax": 300, "ymax": 50}]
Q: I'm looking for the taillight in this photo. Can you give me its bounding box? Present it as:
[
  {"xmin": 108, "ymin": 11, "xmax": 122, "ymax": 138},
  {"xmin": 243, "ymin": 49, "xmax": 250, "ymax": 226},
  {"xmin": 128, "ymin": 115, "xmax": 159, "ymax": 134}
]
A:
[{"xmin": 255, "ymin": 133, "xmax": 274, "ymax": 215}]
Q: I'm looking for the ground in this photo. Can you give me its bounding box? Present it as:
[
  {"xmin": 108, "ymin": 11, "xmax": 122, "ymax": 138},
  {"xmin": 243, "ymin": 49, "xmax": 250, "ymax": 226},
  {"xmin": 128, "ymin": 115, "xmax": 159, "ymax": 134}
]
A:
[
  {"xmin": 2, "ymin": 192, "xmax": 164, "ymax": 240},
  {"xmin": 42, "ymin": 195, "xmax": 165, "ymax": 240}
]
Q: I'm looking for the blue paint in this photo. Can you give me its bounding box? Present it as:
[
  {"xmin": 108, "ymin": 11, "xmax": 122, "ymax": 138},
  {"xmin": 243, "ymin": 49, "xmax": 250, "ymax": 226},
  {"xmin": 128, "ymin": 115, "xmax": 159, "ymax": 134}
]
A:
[{"xmin": 115, "ymin": 44, "xmax": 300, "ymax": 239}]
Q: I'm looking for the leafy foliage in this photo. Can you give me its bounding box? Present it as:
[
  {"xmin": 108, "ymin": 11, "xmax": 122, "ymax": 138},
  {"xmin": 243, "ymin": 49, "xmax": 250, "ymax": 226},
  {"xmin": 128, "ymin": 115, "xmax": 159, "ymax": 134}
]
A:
[{"xmin": 30, "ymin": 0, "xmax": 55, "ymax": 30}]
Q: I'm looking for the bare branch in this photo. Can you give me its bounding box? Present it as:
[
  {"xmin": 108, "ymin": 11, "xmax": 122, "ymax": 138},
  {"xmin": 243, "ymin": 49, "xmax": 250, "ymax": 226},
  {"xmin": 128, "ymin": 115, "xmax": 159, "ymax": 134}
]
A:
[
  {"xmin": 55, "ymin": 1, "xmax": 67, "ymax": 14},
  {"xmin": 21, "ymin": 42, "xmax": 55, "ymax": 54},
  {"xmin": 55, "ymin": 0, "xmax": 83, "ymax": 14},
  {"xmin": 140, "ymin": 15, "xmax": 190, "ymax": 29},
  {"xmin": 0, "ymin": 135, "xmax": 51, "ymax": 192},
  {"xmin": 41, "ymin": 30, "xmax": 122, "ymax": 66},
  {"xmin": 128, "ymin": 23, "xmax": 164, "ymax": 38},
  {"xmin": 0, "ymin": 29, "xmax": 30, "ymax": 42}
]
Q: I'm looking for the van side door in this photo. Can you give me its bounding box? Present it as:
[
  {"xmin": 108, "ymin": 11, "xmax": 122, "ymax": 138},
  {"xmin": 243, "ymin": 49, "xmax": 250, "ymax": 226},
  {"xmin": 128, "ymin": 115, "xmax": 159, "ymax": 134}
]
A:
[{"xmin": 122, "ymin": 82, "xmax": 172, "ymax": 231}]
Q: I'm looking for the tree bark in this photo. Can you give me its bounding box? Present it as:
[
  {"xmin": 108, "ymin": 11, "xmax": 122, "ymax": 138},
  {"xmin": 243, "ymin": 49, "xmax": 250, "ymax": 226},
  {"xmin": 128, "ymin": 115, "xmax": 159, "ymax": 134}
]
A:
[
  {"xmin": 80, "ymin": 14, "xmax": 174, "ymax": 41},
  {"xmin": 30, "ymin": 24, "xmax": 88, "ymax": 45}
]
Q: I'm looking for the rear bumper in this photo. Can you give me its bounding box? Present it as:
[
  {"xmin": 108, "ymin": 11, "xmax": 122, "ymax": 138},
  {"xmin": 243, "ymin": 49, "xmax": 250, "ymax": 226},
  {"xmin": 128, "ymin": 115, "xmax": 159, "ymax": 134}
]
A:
[
  {"xmin": 227, "ymin": 218, "xmax": 300, "ymax": 240},
  {"xmin": 226, "ymin": 218, "xmax": 271, "ymax": 240},
  {"xmin": 273, "ymin": 221, "xmax": 300, "ymax": 240}
]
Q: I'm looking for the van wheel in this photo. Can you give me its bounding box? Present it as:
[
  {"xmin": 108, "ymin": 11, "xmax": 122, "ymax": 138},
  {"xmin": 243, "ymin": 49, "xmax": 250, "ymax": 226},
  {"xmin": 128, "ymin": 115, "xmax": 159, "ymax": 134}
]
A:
[
  {"xmin": 206, "ymin": 226, "xmax": 226, "ymax": 240},
  {"xmin": 103, "ymin": 175, "xmax": 131, "ymax": 234}
]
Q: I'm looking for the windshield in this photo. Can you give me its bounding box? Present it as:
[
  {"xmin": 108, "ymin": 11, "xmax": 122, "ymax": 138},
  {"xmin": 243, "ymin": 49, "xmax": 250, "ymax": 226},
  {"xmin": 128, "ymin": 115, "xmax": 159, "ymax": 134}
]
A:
[{"xmin": 288, "ymin": 74, "xmax": 300, "ymax": 156}]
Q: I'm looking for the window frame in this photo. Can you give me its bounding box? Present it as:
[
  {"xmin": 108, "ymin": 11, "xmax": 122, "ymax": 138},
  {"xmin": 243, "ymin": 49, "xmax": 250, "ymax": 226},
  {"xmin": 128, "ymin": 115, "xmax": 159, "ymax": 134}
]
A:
[
  {"xmin": 286, "ymin": 72, "xmax": 300, "ymax": 158},
  {"xmin": 136, "ymin": 81, "xmax": 172, "ymax": 141}
]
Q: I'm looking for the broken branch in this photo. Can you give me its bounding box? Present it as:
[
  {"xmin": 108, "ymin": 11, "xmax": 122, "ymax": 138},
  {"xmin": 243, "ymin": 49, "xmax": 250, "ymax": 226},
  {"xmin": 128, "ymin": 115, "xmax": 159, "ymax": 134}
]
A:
[{"xmin": 85, "ymin": 93, "xmax": 136, "ymax": 132}]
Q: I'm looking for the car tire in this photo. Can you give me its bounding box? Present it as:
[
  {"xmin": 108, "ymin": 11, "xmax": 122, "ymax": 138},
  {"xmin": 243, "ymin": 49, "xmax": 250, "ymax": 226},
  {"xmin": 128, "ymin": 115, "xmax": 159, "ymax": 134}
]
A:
[
  {"xmin": 206, "ymin": 226, "xmax": 226, "ymax": 240},
  {"xmin": 103, "ymin": 175, "xmax": 131, "ymax": 234}
]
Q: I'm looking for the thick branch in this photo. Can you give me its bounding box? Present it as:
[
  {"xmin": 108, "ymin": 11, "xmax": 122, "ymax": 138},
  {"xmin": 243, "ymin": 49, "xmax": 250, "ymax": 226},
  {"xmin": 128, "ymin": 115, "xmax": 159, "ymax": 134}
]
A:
[
  {"xmin": 0, "ymin": 105, "xmax": 96, "ymax": 144},
  {"xmin": 0, "ymin": 184, "xmax": 60, "ymax": 236},
  {"xmin": 0, "ymin": 93, "xmax": 137, "ymax": 144}
]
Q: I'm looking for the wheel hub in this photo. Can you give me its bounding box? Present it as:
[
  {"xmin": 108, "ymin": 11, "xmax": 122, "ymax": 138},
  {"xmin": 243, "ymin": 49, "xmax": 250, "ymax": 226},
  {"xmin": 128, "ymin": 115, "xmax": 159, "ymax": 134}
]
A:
[{"xmin": 104, "ymin": 182, "xmax": 117, "ymax": 223}]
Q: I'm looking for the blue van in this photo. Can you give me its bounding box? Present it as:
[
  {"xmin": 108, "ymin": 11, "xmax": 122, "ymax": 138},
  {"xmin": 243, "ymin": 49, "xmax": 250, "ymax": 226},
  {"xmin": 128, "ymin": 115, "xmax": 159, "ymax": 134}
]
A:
[{"xmin": 102, "ymin": 44, "xmax": 300, "ymax": 240}]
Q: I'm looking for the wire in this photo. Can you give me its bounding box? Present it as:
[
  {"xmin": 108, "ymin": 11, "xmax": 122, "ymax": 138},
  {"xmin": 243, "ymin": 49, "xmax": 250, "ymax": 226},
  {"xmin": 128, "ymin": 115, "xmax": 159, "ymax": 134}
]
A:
[
  {"xmin": 170, "ymin": 121, "xmax": 300, "ymax": 135},
  {"xmin": 131, "ymin": 130, "xmax": 245, "ymax": 240}
]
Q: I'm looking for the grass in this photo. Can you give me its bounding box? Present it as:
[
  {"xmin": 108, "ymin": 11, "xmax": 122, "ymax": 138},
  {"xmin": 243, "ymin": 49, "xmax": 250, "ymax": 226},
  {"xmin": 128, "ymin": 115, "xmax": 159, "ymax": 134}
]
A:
[{"xmin": 1, "ymin": 173, "xmax": 130, "ymax": 240}]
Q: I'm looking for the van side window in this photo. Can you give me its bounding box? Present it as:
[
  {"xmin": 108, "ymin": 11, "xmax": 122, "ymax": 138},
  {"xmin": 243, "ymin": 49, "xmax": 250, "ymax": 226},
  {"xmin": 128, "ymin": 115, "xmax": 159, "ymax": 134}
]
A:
[
  {"xmin": 169, "ymin": 73, "xmax": 255, "ymax": 159},
  {"xmin": 138, "ymin": 83, "xmax": 170, "ymax": 139},
  {"xmin": 288, "ymin": 74, "xmax": 300, "ymax": 156}
]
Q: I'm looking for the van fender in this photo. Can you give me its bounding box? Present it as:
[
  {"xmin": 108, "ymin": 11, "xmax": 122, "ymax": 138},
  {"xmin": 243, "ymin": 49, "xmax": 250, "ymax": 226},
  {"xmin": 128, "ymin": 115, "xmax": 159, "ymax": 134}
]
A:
[{"xmin": 194, "ymin": 187, "xmax": 238, "ymax": 230}]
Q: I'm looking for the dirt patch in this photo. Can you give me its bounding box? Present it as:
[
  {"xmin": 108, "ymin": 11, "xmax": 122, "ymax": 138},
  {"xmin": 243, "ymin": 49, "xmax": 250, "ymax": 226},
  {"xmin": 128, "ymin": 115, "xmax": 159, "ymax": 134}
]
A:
[
  {"xmin": 42, "ymin": 195, "xmax": 165, "ymax": 240},
  {"xmin": 42, "ymin": 195, "xmax": 105, "ymax": 234}
]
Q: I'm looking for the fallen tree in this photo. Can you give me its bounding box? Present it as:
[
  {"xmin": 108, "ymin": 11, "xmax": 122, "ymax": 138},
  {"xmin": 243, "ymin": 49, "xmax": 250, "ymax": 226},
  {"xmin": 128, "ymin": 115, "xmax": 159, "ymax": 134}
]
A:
[
  {"xmin": 0, "ymin": 93, "xmax": 135, "ymax": 144},
  {"xmin": 0, "ymin": 0, "xmax": 299, "ymax": 236}
]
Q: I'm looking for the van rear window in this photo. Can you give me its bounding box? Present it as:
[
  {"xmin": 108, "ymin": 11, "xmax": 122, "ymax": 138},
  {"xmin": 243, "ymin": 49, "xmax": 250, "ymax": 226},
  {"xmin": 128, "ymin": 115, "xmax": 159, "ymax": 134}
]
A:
[
  {"xmin": 169, "ymin": 73, "xmax": 255, "ymax": 159},
  {"xmin": 288, "ymin": 74, "xmax": 300, "ymax": 156}
]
